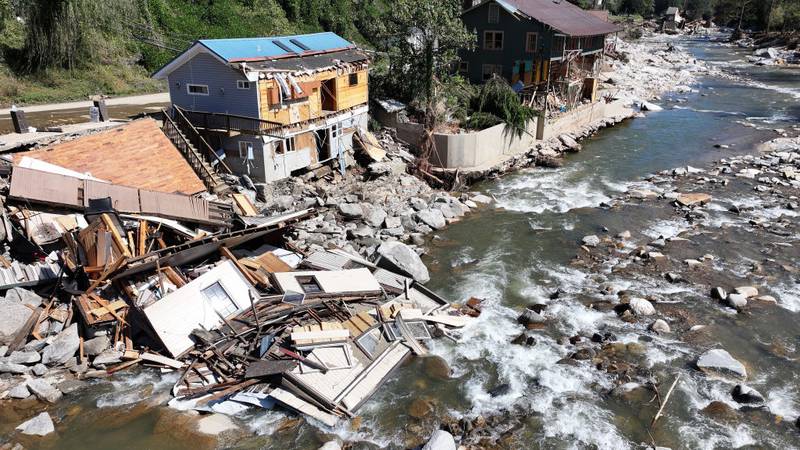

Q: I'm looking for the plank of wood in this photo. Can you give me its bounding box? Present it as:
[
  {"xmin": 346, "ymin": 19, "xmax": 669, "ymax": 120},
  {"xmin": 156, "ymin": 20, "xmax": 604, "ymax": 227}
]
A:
[
  {"xmin": 106, "ymin": 358, "xmax": 141, "ymax": 374},
  {"xmin": 245, "ymin": 359, "xmax": 297, "ymax": 379},
  {"xmin": 161, "ymin": 266, "xmax": 186, "ymax": 288},
  {"xmin": 140, "ymin": 352, "xmax": 184, "ymax": 369},
  {"xmin": 232, "ymin": 193, "xmax": 259, "ymax": 216},
  {"xmin": 256, "ymin": 252, "xmax": 292, "ymax": 273},
  {"xmin": 220, "ymin": 246, "xmax": 264, "ymax": 287},
  {"xmin": 101, "ymin": 214, "xmax": 132, "ymax": 258},
  {"xmin": 89, "ymin": 300, "xmax": 127, "ymax": 318},
  {"xmin": 8, "ymin": 307, "xmax": 42, "ymax": 351},
  {"xmin": 137, "ymin": 220, "xmax": 148, "ymax": 256},
  {"xmin": 84, "ymin": 256, "xmax": 128, "ymax": 295}
]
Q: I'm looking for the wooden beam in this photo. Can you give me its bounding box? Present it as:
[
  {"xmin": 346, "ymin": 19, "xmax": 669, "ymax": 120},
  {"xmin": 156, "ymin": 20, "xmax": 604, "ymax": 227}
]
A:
[
  {"xmin": 137, "ymin": 220, "xmax": 148, "ymax": 256},
  {"xmin": 220, "ymin": 246, "xmax": 266, "ymax": 288},
  {"xmin": 101, "ymin": 214, "xmax": 132, "ymax": 258}
]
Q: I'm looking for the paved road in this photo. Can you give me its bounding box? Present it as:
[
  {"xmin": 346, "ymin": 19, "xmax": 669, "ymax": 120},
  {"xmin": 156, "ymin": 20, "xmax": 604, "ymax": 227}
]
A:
[{"xmin": 0, "ymin": 92, "xmax": 170, "ymax": 114}]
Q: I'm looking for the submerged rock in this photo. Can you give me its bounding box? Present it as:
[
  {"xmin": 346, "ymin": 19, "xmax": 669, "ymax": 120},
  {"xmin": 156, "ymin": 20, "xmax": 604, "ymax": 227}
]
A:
[
  {"xmin": 696, "ymin": 349, "xmax": 747, "ymax": 381},
  {"xmin": 731, "ymin": 384, "xmax": 765, "ymax": 405},
  {"xmin": 582, "ymin": 235, "xmax": 601, "ymax": 247},
  {"xmin": 649, "ymin": 319, "xmax": 671, "ymax": 334},
  {"xmin": 725, "ymin": 294, "xmax": 747, "ymax": 310},
  {"xmin": 16, "ymin": 412, "xmax": 55, "ymax": 436},
  {"xmin": 196, "ymin": 413, "xmax": 238, "ymax": 435},
  {"xmin": 27, "ymin": 378, "xmax": 63, "ymax": 403}
]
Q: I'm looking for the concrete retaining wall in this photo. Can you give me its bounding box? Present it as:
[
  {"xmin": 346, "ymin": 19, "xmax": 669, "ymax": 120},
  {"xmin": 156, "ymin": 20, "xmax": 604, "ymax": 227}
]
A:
[{"xmin": 391, "ymin": 99, "xmax": 633, "ymax": 170}]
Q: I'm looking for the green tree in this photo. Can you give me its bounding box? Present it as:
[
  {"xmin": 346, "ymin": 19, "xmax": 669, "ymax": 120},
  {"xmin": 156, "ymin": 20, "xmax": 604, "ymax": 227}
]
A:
[{"xmin": 618, "ymin": 0, "xmax": 655, "ymax": 16}]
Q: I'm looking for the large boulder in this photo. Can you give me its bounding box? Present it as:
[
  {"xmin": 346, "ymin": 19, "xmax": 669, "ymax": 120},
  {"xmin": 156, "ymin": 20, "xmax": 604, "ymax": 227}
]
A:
[
  {"xmin": 5, "ymin": 350, "xmax": 41, "ymax": 364},
  {"xmin": 338, "ymin": 203, "xmax": 364, "ymax": 219},
  {"xmin": 83, "ymin": 336, "xmax": 110, "ymax": 357},
  {"xmin": 376, "ymin": 241, "xmax": 430, "ymax": 283},
  {"xmin": 731, "ymin": 384, "xmax": 764, "ymax": 405},
  {"xmin": 416, "ymin": 209, "xmax": 446, "ymax": 230},
  {"xmin": 422, "ymin": 430, "xmax": 456, "ymax": 450},
  {"xmin": 0, "ymin": 300, "xmax": 37, "ymax": 345},
  {"xmin": 41, "ymin": 324, "xmax": 80, "ymax": 366},
  {"xmin": 629, "ymin": 298, "xmax": 656, "ymax": 316},
  {"xmin": 16, "ymin": 412, "xmax": 55, "ymax": 436},
  {"xmin": 696, "ymin": 349, "xmax": 747, "ymax": 381},
  {"xmin": 26, "ymin": 378, "xmax": 63, "ymax": 403}
]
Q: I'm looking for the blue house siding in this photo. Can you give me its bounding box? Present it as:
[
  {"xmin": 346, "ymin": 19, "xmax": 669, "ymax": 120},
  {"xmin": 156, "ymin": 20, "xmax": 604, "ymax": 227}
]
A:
[
  {"xmin": 460, "ymin": 2, "xmax": 608, "ymax": 85},
  {"xmin": 166, "ymin": 52, "xmax": 260, "ymax": 118}
]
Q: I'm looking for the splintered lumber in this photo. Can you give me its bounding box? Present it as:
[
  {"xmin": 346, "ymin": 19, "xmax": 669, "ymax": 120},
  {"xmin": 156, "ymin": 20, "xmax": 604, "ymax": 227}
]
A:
[
  {"xmin": 89, "ymin": 300, "xmax": 127, "ymax": 318},
  {"xmin": 277, "ymin": 347, "xmax": 328, "ymax": 373},
  {"xmin": 255, "ymin": 252, "xmax": 292, "ymax": 273},
  {"xmin": 8, "ymin": 306, "xmax": 42, "ymax": 351},
  {"xmin": 160, "ymin": 266, "xmax": 187, "ymax": 288},
  {"xmin": 107, "ymin": 358, "xmax": 141, "ymax": 374},
  {"xmin": 85, "ymin": 256, "xmax": 128, "ymax": 294},
  {"xmin": 232, "ymin": 193, "xmax": 259, "ymax": 216},
  {"xmin": 101, "ymin": 214, "xmax": 132, "ymax": 258},
  {"xmin": 137, "ymin": 220, "xmax": 148, "ymax": 256},
  {"xmin": 140, "ymin": 352, "xmax": 185, "ymax": 369},
  {"xmin": 220, "ymin": 246, "xmax": 266, "ymax": 288},
  {"xmin": 244, "ymin": 360, "xmax": 298, "ymax": 379}
]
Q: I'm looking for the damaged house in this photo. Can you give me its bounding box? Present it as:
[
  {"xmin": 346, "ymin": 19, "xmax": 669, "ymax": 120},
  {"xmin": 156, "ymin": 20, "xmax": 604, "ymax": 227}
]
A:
[
  {"xmin": 153, "ymin": 32, "xmax": 370, "ymax": 183},
  {"xmin": 460, "ymin": 0, "xmax": 621, "ymax": 103}
]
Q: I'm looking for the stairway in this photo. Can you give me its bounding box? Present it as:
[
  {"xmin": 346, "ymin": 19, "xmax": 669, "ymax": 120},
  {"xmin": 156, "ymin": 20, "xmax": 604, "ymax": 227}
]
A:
[{"xmin": 162, "ymin": 109, "xmax": 230, "ymax": 194}]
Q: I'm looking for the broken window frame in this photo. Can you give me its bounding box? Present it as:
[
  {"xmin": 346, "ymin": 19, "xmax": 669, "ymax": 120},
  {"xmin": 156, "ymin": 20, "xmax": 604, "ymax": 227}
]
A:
[
  {"xmin": 238, "ymin": 141, "xmax": 254, "ymax": 160},
  {"xmin": 200, "ymin": 281, "xmax": 238, "ymax": 317},
  {"xmin": 355, "ymin": 326, "xmax": 382, "ymax": 360},
  {"xmin": 295, "ymin": 275, "xmax": 322, "ymax": 294},
  {"xmin": 187, "ymin": 84, "xmax": 209, "ymax": 96},
  {"xmin": 483, "ymin": 31, "xmax": 503, "ymax": 51}
]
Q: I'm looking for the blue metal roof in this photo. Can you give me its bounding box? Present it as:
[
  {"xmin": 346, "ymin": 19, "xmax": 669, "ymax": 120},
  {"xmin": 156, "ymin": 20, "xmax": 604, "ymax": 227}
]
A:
[{"xmin": 198, "ymin": 32, "xmax": 354, "ymax": 62}]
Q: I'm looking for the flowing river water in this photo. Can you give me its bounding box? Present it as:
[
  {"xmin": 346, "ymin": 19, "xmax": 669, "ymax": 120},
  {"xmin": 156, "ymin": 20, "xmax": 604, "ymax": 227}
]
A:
[{"xmin": 2, "ymin": 34, "xmax": 799, "ymax": 450}]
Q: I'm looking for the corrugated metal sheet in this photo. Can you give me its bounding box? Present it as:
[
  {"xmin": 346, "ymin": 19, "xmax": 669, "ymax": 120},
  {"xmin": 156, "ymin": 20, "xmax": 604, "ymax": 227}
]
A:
[
  {"xmin": 9, "ymin": 167, "xmax": 82, "ymax": 206},
  {"xmin": 499, "ymin": 0, "xmax": 622, "ymax": 37},
  {"xmin": 200, "ymin": 32, "xmax": 354, "ymax": 63}
]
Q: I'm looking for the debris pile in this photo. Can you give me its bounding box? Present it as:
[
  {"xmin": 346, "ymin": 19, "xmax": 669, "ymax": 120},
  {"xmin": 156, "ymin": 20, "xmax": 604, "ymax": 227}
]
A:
[{"xmin": 0, "ymin": 158, "xmax": 481, "ymax": 431}]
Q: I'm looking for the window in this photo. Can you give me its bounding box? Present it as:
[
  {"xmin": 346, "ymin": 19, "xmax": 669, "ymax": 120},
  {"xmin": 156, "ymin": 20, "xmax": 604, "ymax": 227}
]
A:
[
  {"xmin": 526, "ymin": 32, "xmax": 538, "ymax": 53},
  {"xmin": 488, "ymin": 4, "xmax": 500, "ymax": 24},
  {"xmin": 348, "ymin": 73, "xmax": 359, "ymax": 86},
  {"xmin": 237, "ymin": 80, "xmax": 251, "ymax": 90},
  {"xmin": 484, "ymin": 31, "xmax": 503, "ymax": 50},
  {"xmin": 458, "ymin": 61, "xmax": 469, "ymax": 76},
  {"xmin": 296, "ymin": 276, "xmax": 322, "ymax": 294},
  {"xmin": 187, "ymin": 84, "xmax": 209, "ymax": 96},
  {"xmin": 201, "ymin": 282, "xmax": 237, "ymax": 317},
  {"xmin": 238, "ymin": 141, "xmax": 254, "ymax": 160},
  {"xmin": 482, "ymin": 64, "xmax": 503, "ymax": 81},
  {"xmin": 276, "ymin": 137, "xmax": 295, "ymax": 155}
]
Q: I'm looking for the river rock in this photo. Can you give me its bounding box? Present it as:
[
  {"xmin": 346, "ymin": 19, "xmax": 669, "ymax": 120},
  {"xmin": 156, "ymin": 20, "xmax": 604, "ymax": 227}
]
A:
[
  {"xmin": 6, "ymin": 350, "xmax": 41, "ymax": 365},
  {"xmin": 319, "ymin": 441, "xmax": 342, "ymax": 450},
  {"xmin": 629, "ymin": 298, "xmax": 656, "ymax": 315},
  {"xmin": 0, "ymin": 362, "xmax": 29, "ymax": 374},
  {"xmin": 41, "ymin": 324, "xmax": 80, "ymax": 366},
  {"xmin": 92, "ymin": 350, "xmax": 123, "ymax": 368},
  {"xmin": 337, "ymin": 203, "xmax": 363, "ymax": 219},
  {"xmin": 517, "ymin": 308, "xmax": 546, "ymax": 328},
  {"xmin": 32, "ymin": 363, "xmax": 48, "ymax": 376},
  {"xmin": 734, "ymin": 286, "xmax": 759, "ymax": 298},
  {"xmin": 731, "ymin": 384, "xmax": 764, "ymax": 405},
  {"xmin": 0, "ymin": 300, "xmax": 37, "ymax": 345},
  {"xmin": 676, "ymin": 193, "xmax": 711, "ymax": 207},
  {"xmin": 27, "ymin": 378, "xmax": 63, "ymax": 403},
  {"xmin": 422, "ymin": 430, "xmax": 456, "ymax": 450},
  {"xmin": 639, "ymin": 101, "xmax": 663, "ymax": 112},
  {"xmin": 83, "ymin": 336, "xmax": 110, "ymax": 357},
  {"xmin": 470, "ymin": 194, "xmax": 493, "ymax": 204},
  {"xmin": 416, "ymin": 209, "xmax": 446, "ymax": 230},
  {"xmin": 559, "ymin": 134, "xmax": 581, "ymax": 151},
  {"xmin": 725, "ymin": 293, "xmax": 747, "ymax": 310},
  {"xmin": 8, "ymin": 383, "xmax": 31, "ymax": 399},
  {"xmin": 582, "ymin": 235, "xmax": 601, "ymax": 247},
  {"xmin": 702, "ymin": 401, "xmax": 739, "ymax": 423},
  {"xmin": 408, "ymin": 397, "xmax": 435, "ymax": 418},
  {"xmin": 696, "ymin": 349, "xmax": 747, "ymax": 381},
  {"xmin": 197, "ymin": 413, "xmax": 238, "ymax": 435},
  {"xmin": 710, "ymin": 287, "xmax": 727, "ymax": 301},
  {"xmin": 649, "ymin": 319, "xmax": 671, "ymax": 333},
  {"xmin": 16, "ymin": 412, "xmax": 55, "ymax": 436},
  {"xmin": 376, "ymin": 241, "xmax": 430, "ymax": 283}
]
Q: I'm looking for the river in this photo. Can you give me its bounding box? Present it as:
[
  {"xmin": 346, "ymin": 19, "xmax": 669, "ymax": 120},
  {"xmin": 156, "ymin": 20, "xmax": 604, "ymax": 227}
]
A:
[{"xmin": 3, "ymin": 34, "xmax": 799, "ymax": 450}]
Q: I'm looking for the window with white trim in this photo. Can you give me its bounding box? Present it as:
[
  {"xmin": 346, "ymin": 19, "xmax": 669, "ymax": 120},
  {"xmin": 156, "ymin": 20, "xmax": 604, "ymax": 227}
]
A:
[
  {"xmin": 201, "ymin": 282, "xmax": 237, "ymax": 317},
  {"xmin": 238, "ymin": 141, "xmax": 254, "ymax": 160},
  {"xmin": 237, "ymin": 80, "xmax": 251, "ymax": 90},
  {"xmin": 488, "ymin": 4, "xmax": 500, "ymax": 24},
  {"xmin": 187, "ymin": 84, "xmax": 209, "ymax": 96},
  {"xmin": 484, "ymin": 31, "xmax": 503, "ymax": 50}
]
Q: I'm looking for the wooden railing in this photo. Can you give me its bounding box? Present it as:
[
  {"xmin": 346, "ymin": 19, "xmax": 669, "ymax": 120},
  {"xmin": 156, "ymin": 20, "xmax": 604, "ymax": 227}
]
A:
[
  {"xmin": 162, "ymin": 110, "xmax": 223, "ymax": 192},
  {"xmin": 175, "ymin": 106, "xmax": 285, "ymax": 138},
  {"xmin": 170, "ymin": 107, "xmax": 234, "ymax": 175}
]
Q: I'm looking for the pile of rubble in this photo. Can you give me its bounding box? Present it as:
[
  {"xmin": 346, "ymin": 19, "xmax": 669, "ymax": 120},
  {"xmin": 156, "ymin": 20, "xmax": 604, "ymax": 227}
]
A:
[{"xmin": 0, "ymin": 150, "xmax": 483, "ymax": 437}]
